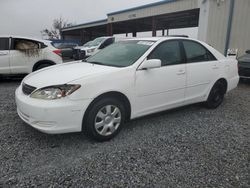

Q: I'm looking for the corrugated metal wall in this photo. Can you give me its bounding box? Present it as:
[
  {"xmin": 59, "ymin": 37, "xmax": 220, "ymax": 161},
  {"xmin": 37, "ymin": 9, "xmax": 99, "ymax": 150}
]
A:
[
  {"xmin": 206, "ymin": 0, "xmax": 230, "ymax": 54},
  {"xmin": 108, "ymin": 0, "xmax": 198, "ymax": 23},
  {"xmin": 204, "ymin": 0, "xmax": 250, "ymax": 56},
  {"xmin": 230, "ymin": 0, "xmax": 250, "ymax": 56}
]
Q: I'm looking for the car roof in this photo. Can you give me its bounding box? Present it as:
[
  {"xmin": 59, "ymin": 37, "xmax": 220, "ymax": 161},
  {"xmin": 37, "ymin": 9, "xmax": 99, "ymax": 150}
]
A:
[
  {"xmin": 95, "ymin": 36, "xmax": 114, "ymax": 39},
  {"xmin": 122, "ymin": 37, "xmax": 193, "ymax": 42},
  {"xmin": 0, "ymin": 35, "xmax": 50, "ymax": 44}
]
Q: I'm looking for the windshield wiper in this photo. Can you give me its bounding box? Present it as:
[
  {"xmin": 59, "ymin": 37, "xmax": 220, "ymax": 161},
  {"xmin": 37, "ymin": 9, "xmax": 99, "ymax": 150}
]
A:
[
  {"xmin": 88, "ymin": 61, "xmax": 113, "ymax": 66},
  {"xmin": 84, "ymin": 61, "xmax": 124, "ymax": 68}
]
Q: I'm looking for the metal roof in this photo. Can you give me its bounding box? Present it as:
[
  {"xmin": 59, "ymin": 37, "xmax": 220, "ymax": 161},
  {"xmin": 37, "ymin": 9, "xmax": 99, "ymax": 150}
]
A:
[
  {"xmin": 62, "ymin": 19, "xmax": 107, "ymax": 32},
  {"xmin": 107, "ymin": 0, "xmax": 177, "ymax": 16},
  {"xmin": 62, "ymin": 0, "xmax": 178, "ymax": 32}
]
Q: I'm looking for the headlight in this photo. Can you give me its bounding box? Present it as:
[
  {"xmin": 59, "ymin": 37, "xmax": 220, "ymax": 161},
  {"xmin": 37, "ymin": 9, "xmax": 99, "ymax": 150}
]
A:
[
  {"xmin": 30, "ymin": 84, "xmax": 81, "ymax": 100},
  {"xmin": 87, "ymin": 49, "xmax": 95, "ymax": 53}
]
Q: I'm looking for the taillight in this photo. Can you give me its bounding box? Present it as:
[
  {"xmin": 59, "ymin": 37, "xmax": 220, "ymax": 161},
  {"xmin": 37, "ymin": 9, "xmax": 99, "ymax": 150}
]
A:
[{"xmin": 53, "ymin": 49, "xmax": 62, "ymax": 57}]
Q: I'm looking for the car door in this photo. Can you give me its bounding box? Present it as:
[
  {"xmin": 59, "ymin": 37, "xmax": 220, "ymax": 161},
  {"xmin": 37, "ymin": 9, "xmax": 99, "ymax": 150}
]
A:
[
  {"xmin": 135, "ymin": 40, "xmax": 186, "ymax": 116},
  {"xmin": 0, "ymin": 37, "xmax": 10, "ymax": 74},
  {"xmin": 182, "ymin": 40, "xmax": 219, "ymax": 103},
  {"xmin": 9, "ymin": 38, "xmax": 42, "ymax": 74}
]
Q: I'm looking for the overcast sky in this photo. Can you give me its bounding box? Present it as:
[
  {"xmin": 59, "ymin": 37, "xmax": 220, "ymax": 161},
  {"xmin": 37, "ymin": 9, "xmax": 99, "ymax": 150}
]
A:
[{"xmin": 0, "ymin": 0, "xmax": 198, "ymax": 39}]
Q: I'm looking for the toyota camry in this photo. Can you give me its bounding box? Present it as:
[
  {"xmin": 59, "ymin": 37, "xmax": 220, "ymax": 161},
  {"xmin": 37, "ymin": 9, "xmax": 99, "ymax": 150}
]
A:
[{"xmin": 15, "ymin": 37, "xmax": 239, "ymax": 141}]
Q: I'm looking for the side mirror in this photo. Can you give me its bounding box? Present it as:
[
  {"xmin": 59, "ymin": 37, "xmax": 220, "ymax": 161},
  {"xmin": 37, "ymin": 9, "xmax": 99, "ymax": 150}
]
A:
[
  {"xmin": 246, "ymin": 50, "xmax": 250, "ymax": 54},
  {"xmin": 139, "ymin": 59, "xmax": 161, "ymax": 70}
]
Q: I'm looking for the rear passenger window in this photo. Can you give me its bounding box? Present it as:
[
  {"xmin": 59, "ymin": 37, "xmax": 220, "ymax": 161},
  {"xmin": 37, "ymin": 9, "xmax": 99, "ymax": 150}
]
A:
[
  {"xmin": 183, "ymin": 40, "xmax": 216, "ymax": 63},
  {"xmin": 0, "ymin": 38, "xmax": 9, "ymax": 50},
  {"xmin": 148, "ymin": 40, "xmax": 183, "ymax": 66},
  {"xmin": 13, "ymin": 39, "xmax": 39, "ymax": 50}
]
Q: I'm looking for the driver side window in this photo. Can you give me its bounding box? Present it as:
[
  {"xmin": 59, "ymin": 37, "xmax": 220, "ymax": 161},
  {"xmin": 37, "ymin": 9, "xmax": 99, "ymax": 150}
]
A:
[{"xmin": 148, "ymin": 40, "xmax": 182, "ymax": 66}]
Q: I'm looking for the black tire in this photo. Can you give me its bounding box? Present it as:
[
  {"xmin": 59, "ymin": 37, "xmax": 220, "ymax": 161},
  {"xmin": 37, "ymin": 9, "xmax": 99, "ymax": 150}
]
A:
[
  {"xmin": 205, "ymin": 81, "xmax": 226, "ymax": 109},
  {"xmin": 83, "ymin": 97, "xmax": 126, "ymax": 142},
  {"xmin": 34, "ymin": 63, "xmax": 52, "ymax": 71}
]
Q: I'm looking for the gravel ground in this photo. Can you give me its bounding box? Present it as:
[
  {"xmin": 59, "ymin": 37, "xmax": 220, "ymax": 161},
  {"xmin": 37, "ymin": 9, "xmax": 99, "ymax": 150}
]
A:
[{"xmin": 0, "ymin": 77, "xmax": 249, "ymax": 188}]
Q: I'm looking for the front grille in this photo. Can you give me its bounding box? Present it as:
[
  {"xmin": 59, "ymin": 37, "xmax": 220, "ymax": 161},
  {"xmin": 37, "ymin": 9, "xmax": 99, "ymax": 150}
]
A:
[
  {"xmin": 72, "ymin": 48, "xmax": 79, "ymax": 55},
  {"xmin": 22, "ymin": 83, "xmax": 36, "ymax": 95},
  {"xmin": 72, "ymin": 49, "xmax": 80, "ymax": 60},
  {"xmin": 73, "ymin": 49, "xmax": 86, "ymax": 60}
]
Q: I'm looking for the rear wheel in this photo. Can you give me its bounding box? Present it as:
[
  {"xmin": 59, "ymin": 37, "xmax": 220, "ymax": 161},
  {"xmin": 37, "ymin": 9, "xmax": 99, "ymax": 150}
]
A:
[
  {"xmin": 205, "ymin": 81, "xmax": 226, "ymax": 109},
  {"xmin": 83, "ymin": 98, "xmax": 126, "ymax": 142}
]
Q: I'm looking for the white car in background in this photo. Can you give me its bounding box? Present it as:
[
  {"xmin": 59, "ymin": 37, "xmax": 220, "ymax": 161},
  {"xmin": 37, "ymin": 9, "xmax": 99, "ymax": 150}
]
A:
[
  {"xmin": 73, "ymin": 37, "xmax": 115, "ymax": 59},
  {"xmin": 0, "ymin": 36, "xmax": 63, "ymax": 75},
  {"xmin": 15, "ymin": 37, "xmax": 239, "ymax": 141}
]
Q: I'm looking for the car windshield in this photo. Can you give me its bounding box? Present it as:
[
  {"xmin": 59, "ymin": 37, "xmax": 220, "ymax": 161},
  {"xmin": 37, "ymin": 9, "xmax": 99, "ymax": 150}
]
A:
[
  {"xmin": 87, "ymin": 37, "xmax": 106, "ymax": 47},
  {"xmin": 83, "ymin": 41, "xmax": 93, "ymax": 47},
  {"xmin": 86, "ymin": 40, "xmax": 154, "ymax": 67}
]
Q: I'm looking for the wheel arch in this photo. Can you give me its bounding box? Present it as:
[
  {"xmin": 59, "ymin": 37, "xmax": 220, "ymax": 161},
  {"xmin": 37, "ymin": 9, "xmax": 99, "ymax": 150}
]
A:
[
  {"xmin": 32, "ymin": 60, "xmax": 55, "ymax": 72},
  {"xmin": 205, "ymin": 78, "xmax": 228, "ymax": 101},
  {"xmin": 205, "ymin": 77, "xmax": 228, "ymax": 98},
  {"xmin": 215, "ymin": 78, "xmax": 228, "ymax": 94},
  {"xmin": 83, "ymin": 91, "xmax": 132, "ymax": 125}
]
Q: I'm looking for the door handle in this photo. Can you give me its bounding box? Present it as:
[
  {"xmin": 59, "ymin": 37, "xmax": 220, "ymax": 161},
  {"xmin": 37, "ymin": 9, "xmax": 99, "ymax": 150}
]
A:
[
  {"xmin": 177, "ymin": 70, "xmax": 185, "ymax": 75},
  {"xmin": 212, "ymin": 65, "xmax": 219, "ymax": 69}
]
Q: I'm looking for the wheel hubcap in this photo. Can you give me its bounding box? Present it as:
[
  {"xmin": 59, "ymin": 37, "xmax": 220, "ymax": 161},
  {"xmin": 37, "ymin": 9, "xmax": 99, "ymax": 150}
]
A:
[
  {"xmin": 94, "ymin": 105, "xmax": 121, "ymax": 136},
  {"xmin": 213, "ymin": 89, "xmax": 222, "ymax": 103}
]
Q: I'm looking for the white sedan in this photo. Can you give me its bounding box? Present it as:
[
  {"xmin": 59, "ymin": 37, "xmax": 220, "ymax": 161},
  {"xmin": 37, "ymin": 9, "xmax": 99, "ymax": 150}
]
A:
[{"xmin": 15, "ymin": 37, "xmax": 239, "ymax": 141}]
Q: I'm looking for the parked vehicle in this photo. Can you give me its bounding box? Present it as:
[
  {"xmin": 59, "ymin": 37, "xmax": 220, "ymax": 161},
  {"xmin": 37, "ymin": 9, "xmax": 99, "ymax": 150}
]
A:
[
  {"xmin": 72, "ymin": 40, "xmax": 93, "ymax": 60},
  {"xmin": 0, "ymin": 36, "xmax": 63, "ymax": 74},
  {"xmin": 50, "ymin": 40, "xmax": 79, "ymax": 59},
  {"xmin": 73, "ymin": 37, "xmax": 115, "ymax": 60},
  {"xmin": 238, "ymin": 50, "xmax": 250, "ymax": 80},
  {"xmin": 15, "ymin": 37, "xmax": 239, "ymax": 141}
]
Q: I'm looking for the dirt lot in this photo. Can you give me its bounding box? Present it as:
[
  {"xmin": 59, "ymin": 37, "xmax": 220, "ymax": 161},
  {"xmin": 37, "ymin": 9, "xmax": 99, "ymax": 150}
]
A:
[{"xmin": 0, "ymin": 77, "xmax": 249, "ymax": 187}]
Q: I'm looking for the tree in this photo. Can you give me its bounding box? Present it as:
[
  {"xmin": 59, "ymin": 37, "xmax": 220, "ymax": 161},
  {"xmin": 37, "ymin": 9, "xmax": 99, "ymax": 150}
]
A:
[{"xmin": 41, "ymin": 17, "xmax": 73, "ymax": 39}]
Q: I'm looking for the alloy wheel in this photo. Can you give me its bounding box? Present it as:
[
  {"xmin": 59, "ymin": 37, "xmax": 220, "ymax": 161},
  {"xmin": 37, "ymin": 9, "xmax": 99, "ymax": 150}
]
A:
[{"xmin": 94, "ymin": 105, "xmax": 121, "ymax": 136}]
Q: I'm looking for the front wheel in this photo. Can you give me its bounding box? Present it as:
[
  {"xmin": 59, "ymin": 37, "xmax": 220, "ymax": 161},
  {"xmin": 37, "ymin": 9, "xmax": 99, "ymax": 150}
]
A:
[
  {"xmin": 83, "ymin": 98, "xmax": 126, "ymax": 142},
  {"xmin": 205, "ymin": 81, "xmax": 226, "ymax": 109}
]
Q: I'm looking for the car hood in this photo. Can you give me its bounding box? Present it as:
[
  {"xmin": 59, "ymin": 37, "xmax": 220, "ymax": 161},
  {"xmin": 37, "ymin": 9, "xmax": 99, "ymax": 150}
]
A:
[
  {"xmin": 75, "ymin": 46, "xmax": 97, "ymax": 51},
  {"xmin": 23, "ymin": 62, "xmax": 118, "ymax": 88}
]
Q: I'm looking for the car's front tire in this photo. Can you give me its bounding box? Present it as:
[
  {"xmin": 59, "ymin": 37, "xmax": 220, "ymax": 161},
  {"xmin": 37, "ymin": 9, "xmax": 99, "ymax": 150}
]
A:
[
  {"xmin": 205, "ymin": 81, "xmax": 226, "ymax": 109},
  {"xmin": 83, "ymin": 98, "xmax": 126, "ymax": 142}
]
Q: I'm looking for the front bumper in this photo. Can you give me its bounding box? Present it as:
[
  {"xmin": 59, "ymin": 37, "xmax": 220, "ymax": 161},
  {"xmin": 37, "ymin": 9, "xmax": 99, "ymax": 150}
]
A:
[
  {"xmin": 15, "ymin": 86, "xmax": 91, "ymax": 134},
  {"xmin": 227, "ymin": 75, "xmax": 239, "ymax": 92}
]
